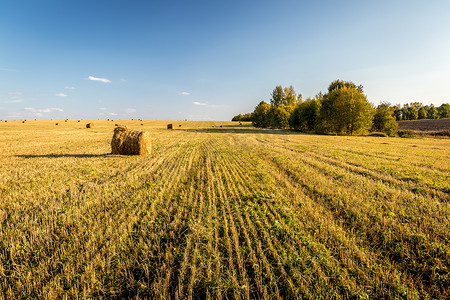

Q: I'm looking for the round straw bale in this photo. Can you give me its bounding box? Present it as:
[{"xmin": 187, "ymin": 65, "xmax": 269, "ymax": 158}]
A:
[
  {"xmin": 86, "ymin": 123, "xmax": 94, "ymax": 128},
  {"xmin": 56, "ymin": 123, "xmax": 58, "ymax": 125},
  {"xmin": 167, "ymin": 124, "xmax": 173, "ymax": 129},
  {"xmin": 179, "ymin": 124, "xmax": 181, "ymax": 127},
  {"xmin": 111, "ymin": 126, "xmax": 151, "ymax": 156}
]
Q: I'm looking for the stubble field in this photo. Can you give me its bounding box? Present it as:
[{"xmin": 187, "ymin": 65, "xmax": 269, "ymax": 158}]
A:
[{"xmin": 0, "ymin": 120, "xmax": 449, "ymax": 299}]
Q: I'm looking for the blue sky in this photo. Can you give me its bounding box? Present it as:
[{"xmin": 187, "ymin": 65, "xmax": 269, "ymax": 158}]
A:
[{"xmin": 1, "ymin": 0, "xmax": 449, "ymax": 120}]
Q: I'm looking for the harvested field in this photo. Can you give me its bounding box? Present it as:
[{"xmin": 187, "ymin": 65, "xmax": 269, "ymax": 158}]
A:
[
  {"xmin": 0, "ymin": 120, "xmax": 449, "ymax": 299},
  {"xmin": 397, "ymin": 118, "xmax": 450, "ymax": 131}
]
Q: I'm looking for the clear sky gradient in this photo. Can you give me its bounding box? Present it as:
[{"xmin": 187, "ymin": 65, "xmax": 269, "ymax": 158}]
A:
[{"xmin": 1, "ymin": 0, "xmax": 449, "ymax": 120}]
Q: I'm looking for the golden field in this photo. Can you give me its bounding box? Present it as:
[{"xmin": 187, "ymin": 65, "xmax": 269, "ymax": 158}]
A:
[{"xmin": 0, "ymin": 120, "xmax": 449, "ymax": 299}]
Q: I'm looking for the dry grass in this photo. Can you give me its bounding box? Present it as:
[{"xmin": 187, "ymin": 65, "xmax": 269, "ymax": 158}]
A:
[{"xmin": 0, "ymin": 120, "xmax": 448, "ymax": 299}]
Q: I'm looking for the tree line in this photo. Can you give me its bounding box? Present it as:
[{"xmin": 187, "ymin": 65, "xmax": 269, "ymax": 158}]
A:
[{"xmin": 232, "ymin": 80, "xmax": 450, "ymax": 136}]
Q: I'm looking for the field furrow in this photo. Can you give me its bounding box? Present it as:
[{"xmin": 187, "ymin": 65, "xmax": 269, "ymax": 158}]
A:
[{"xmin": 0, "ymin": 121, "xmax": 448, "ymax": 299}]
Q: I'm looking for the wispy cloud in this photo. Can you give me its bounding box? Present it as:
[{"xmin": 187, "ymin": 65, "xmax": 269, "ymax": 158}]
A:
[
  {"xmin": 5, "ymin": 99, "xmax": 24, "ymax": 103},
  {"xmin": 99, "ymin": 107, "xmax": 107, "ymax": 110},
  {"xmin": 55, "ymin": 93, "xmax": 68, "ymax": 97},
  {"xmin": 193, "ymin": 101, "xmax": 225, "ymax": 108},
  {"xmin": 8, "ymin": 92, "xmax": 22, "ymax": 96},
  {"xmin": 180, "ymin": 92, "xmax": 190, "ymax": 96},
  {"xmin": 24, "ymin": 107, "xmax": 64, "ymax": 113},
  {"xmin": 88, "ymin": 75, "xmax": 111, "ymax": 83},
  {"xmin": 125, "ymin": 108, "xmax": 136, "ymax": 114},
  {"xmin": 108, "ymin": 112, "xmax": 118, "ymax": 116},
  {"xmin": 64, "ymin": 86, "xmax": 76, "ymax": 90}
]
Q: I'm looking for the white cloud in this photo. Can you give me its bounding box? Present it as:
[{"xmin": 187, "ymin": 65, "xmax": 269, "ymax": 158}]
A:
[
  {"xmin": 193, "ymin": 101, "xmax": 225, "ymax": 108},
  {"xmin": 55, "ymin": 93, "xmax": 68, "ymax": 97},
  {"xmin": 180, "ymin": 92, "xmax": 190, "ymax": 96},
  {"xmin": 8, "ymin": 92, "xmax": 22, "ymax": 96},
  {"xmin": 24, "ymin": 107, "xmax": 63, "ymax": 113},
  {"xmin": 88, "ymin": 75, "xmax": 111, "ymax": 83},
  {"xmin": 125, "ymin": 108, "xmax": 136, "ymax": 114},
  {"xmin": 109, "ymin": 112, "xmax": 118, "ymax": 116},
  {"xmin": 64, "ymin": 86, "xmax": 76, "ymax": 90},
  {"xmin": 193, "ymin": 101, "xmax": 208, "ymax": 106},
  {"xmin": 99, "ymin": 107, "xmax": 108, "ymax": 110},
  {"xmin": 5, "ymin": 99, "xmax": 24, "ymax": 103}
]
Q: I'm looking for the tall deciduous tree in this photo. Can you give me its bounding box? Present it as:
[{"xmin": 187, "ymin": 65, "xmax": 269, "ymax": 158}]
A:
[
  {"xmin": 426, "ymin": 104, "xmax": 438, "ymax": 119},
  {"xmin": 418, "ymin": 107, "xmax": 428, "ymax": 119},
  {"xmin": 319, "ymin": 81, "xmax": 373, "ymax": 135},
  {"xmin": 283, "ymin": 85, "xmax": 297, "ymax": 106},
  {"xmin": 372, "ymin": 103, "xmax": 398, "ymax": 136},
  {"xmin": 270, "ymin": 86, "xmax": 284, "ymax": 106},
  {"xmin": 290, "ymin": 94, "xmax": 322, "ymax": 132},
  {"xmin": 252, "ymin": 101, "xmax": 271, "ymax": 128},
  {"xmin": 438, "ymin": 103, "xmax": 450, "ymax": 118}
]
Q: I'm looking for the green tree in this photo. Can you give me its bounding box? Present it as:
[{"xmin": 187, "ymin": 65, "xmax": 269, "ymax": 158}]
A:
[
  {"xmin": 393, "ymin": 104, "xmax": 403, "ymax": 121},
  {"xmin": 270, "ymin": 86, "xmax": 284, "ymax": 106},
  {"xmin": 270, "ymin": 105, "xmax": 290, "ymax": 128},
  {"xmin": 252, "ymin": 101, "xmax": 271, "ymax": 127},
  {"xmin": 319, "ymin": 82, "xmax": 373, "ymax": 135},
  {"xmin": 327, "ymin": 79, "xmax": 363, "ymax": 93},
  {"xmin": 426, "ymin": 104, "xmax": 438, "ymax": 119},
  {"xmin": 283, "ymin": 85, "xmax": 297, "ymax": 106},
  {"xmin": 418, "ymin": 106, "xmax": 428, "ymax": 119},
  {"xmin": 241, "ymin": 113, "xmax": 253, "ymax": 121},
  {"xmin": 290, "ymin": 95, "xmax": 322, "ymax": 132},
  {"xmin": 438, "ymin": 103, "xmax": 450, "ymax": 118},
  {"xmin": 371, "ymin": 103, "xmax": 398, "ymax": 136},
  {"xmin": 231, "ymin": 114, "xmax": 243, "ymax": 121},
  {"xmin": 402, "ymin": 105, "xmax": 418, "ymax": 120}
]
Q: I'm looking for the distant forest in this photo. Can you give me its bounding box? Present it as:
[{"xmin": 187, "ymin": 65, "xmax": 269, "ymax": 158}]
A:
[{"xmin": 233, "ymin": 80, "xmax": 450, "ymax": 136}]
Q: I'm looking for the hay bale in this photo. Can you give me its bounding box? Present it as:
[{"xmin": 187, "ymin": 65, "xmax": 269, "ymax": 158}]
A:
[
  {"xmin": 86, "ymin": 123, "xmax": 94, "ymax": 128},
  {"xmin": 167, "ymin": 124, "xmax": 173, "ymax": 129},
  {"xmin": 179, "ymin": 124, "xmax": 181, "ymax": 127},
  {"xmin": 56, "ymin": 123, "xmax": 58, "ymax": 125},
  {"xmin": 111, "ymin": 126, "xmax": 151, "ymax": 156}
]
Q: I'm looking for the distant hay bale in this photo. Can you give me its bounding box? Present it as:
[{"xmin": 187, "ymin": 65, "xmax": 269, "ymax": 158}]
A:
[
  {"xmin": 22, "ymin": 121, "xmax": 25, "ymax": 123},
  {"xmin": 78, "ymin": 120, "xmax": 80, "ymax": 122},
  {"xmin": 179, "ymin": 124, "xmax": 181, "ymax": 127},
  {"xmin": 115, "ymin": 124, "xmax": 118, "ymax": 126},
  {"xmin": 167, "ymin": 124, "xmax": 173, "ymax": 129},
  {"xmin": 56, "ymin": 123, "xmax": 58, "ymax": 125},
  {"xmin": 141, "ymin": 123, "xmax": 143, "ymax": 126},
  {"xmin": 86, "ymin": 123, "xmax": 94, "ymax": 128},
  {"xmin": 111, "ymin": 126, "xmax": 151, "ymax": 156},
  {"xmin": 220, "ymin": 125, "xmax": 223, "ymax": 128}
]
